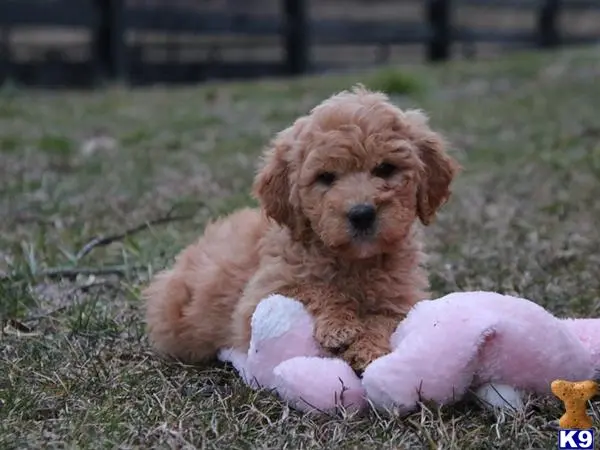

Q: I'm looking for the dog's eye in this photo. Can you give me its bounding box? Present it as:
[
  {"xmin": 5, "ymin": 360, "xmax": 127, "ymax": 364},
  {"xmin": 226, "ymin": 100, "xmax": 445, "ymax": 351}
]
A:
[
  {"xmin": 315, "ymin": 172, "xmax": 336, "ymax": 186},
  {"xmin": 372, "ymin": 162, "xmax": 397, "ymax": 179}
]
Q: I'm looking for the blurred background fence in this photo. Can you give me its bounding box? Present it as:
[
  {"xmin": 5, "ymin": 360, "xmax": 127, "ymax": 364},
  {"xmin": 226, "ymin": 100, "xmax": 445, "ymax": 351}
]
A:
[{"xmin": 0, "ymin": 0, "xmax": 599, "ymax": 88}]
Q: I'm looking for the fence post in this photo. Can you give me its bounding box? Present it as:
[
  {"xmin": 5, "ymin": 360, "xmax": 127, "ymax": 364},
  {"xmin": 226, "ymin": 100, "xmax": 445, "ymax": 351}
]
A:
[
  {"xmin": 92, "ymin": 0, "xmax": 127, "ymax": 83},
  {"xmin": 282, "ymin": 0, "xmax": 309, "ymax": 75},
  {"xmin": 427, "ymin": 0, "xmax": 452, "ymax": 61},
  {"xmin": 0, "ymin": 26, "xmax": 11, "ymax": 83},
  {"xmin": 427, "ymin": 0, "xmax": 451, "ymax": 62},
  {"xmin": 538, "ymin": 0, "xmax": 561, "ymax": 48}
]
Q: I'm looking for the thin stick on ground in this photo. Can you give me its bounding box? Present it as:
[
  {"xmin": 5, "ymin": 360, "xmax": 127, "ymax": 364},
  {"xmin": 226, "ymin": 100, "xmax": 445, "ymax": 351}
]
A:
[
  {"xmin": 38, "ymin": 265, "xmax": 144, "ymax": 280},
  {"xmin": 75, "ymin": 203, "xmax": 204, "ymax": 261}
]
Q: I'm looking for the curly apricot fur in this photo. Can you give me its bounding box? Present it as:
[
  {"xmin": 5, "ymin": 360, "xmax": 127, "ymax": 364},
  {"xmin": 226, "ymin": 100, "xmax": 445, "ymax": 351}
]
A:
[{"xmin": 144, "ymin": 86, "xmax": 460, "ymax": 372}]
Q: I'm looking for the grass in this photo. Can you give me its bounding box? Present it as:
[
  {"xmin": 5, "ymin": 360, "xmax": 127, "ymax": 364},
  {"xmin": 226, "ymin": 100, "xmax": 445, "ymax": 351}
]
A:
[{"xmin": 2, "ymin": 45, "xmax": 600, "ymax": 449}]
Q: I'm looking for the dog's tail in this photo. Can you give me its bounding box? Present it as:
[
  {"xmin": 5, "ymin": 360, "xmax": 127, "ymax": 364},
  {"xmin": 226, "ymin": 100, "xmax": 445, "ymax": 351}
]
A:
[{"xmin": 143, "ymin": 268, "xmax": 212, "ymax": 362}]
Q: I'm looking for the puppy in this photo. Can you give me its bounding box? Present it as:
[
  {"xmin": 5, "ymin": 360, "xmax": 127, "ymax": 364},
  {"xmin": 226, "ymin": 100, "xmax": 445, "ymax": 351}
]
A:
[{"xmin": 144, "ymin": 85, "xmax": 460, "ymax": 372}]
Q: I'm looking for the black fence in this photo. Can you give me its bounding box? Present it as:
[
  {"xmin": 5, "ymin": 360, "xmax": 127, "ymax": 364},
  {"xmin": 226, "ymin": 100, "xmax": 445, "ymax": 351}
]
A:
[{"xmin": 0, "ymin": 0, "xmax": 599, "ymax": 88}]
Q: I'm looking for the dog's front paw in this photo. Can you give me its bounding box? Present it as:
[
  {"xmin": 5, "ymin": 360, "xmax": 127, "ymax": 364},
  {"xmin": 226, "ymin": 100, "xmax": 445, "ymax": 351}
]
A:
[
  {"xmin": 343, "ymin": 339, "xmax": 390, "ymax": 374},
  {"xmin": 314, "ymin": 321, "xmax": 361, "ymax": 354}
]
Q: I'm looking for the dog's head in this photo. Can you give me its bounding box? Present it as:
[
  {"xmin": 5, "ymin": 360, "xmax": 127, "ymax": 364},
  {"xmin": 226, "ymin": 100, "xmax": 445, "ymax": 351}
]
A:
[{"xmin": 253, "ymin": 85, "xmax": 461, "ymax": 259}]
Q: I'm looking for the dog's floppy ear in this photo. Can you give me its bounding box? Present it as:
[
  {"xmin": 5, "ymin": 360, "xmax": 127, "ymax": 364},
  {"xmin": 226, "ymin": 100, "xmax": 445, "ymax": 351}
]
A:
[
  {"xmin": 254, "ymin": 119, "xmax": 317, "ymax": 243},
  {"xmin": 254, "ymin": 121, "xmax": 312, "ymax": 240},
  {"xmin": 405, "ymin": 110, "xmax": 461, "ymax": 225},
  {"xmin": 253, "ymin": 133, "xmax": 295, "ymax": 228}
]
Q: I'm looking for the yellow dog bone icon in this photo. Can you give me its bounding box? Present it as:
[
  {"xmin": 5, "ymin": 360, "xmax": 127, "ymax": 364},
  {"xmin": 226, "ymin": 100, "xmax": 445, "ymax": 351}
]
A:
[{"xmin": 551, "ymin": 379, "xmax": 598, "ymax": 430}]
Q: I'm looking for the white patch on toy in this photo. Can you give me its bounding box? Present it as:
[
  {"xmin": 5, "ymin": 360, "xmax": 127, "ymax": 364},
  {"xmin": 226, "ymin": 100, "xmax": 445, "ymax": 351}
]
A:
[
  {"xmin": 250, "ymin": 295, "xmax": 308, "ymax": 346},
  {"xmin": 474, "ymin": 383, "xmax": 524, "ymax": 411}
]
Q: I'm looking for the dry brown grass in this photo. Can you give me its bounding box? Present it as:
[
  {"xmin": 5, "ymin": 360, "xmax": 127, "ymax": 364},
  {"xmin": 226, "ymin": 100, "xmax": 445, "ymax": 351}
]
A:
[{"xmin": 1, "ymin": 46, "xmax": 600, "ymax": 449}]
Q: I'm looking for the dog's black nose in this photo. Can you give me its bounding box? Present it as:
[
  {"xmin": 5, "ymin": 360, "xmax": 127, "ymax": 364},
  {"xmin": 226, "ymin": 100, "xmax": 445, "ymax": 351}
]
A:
[{"xmin": 347, "ymin": 203, "xmax": 376, "ymax": 231}]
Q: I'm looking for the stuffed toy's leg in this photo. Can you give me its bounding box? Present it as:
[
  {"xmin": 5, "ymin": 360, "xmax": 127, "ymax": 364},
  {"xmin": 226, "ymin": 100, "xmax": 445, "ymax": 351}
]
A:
[
  {"xmin": 473, "ymin": 316, "xmax": 600, "ymax": 411},
  {"xmin": 274, "ymin": 356, "xmax": 366, "ymax": 413},
  {"xmin": 362, "ymin": 299, "xmax": 500, "ymax": 415},
  {"xmin": 219, "ymin": 294, "xmax": 366, "ymax": 413},
  {"xmin": 560, "ymin": 318, "xmax": 600, "ymax": 378}
]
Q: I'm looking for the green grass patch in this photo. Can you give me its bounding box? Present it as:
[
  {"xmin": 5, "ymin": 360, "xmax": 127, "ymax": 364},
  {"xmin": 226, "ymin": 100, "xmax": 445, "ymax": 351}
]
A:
[{"xmin": 366, "ymin": 68, "xmax": 428, "ymax": 96}]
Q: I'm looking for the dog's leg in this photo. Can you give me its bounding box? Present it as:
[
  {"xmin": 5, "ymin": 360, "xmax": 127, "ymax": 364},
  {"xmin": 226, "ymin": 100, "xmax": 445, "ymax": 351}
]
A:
[
  {"xmin": 280, "ymin": 284, "xmax": 362, "ymax": 357},
  {"xmin": 341, "ymin": 315, "xmax": 399, "ymax": 373}
]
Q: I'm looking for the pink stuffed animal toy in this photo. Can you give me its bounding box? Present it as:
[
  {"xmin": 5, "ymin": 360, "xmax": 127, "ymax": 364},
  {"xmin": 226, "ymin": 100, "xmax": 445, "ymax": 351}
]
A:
[
  {"xmin": 219, "ymin": 291, "xmax": 600, "ymax": 415},
  {"xmin": 218, "ymin": 294, "xmax": 367, "ymax": 413}
]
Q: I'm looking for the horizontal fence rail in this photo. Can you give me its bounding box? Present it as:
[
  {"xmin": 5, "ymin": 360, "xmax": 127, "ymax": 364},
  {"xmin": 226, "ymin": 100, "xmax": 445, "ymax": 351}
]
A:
[{"xmin": 0, "ymin": 0, "xmax": 599, "ymax": 88}]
